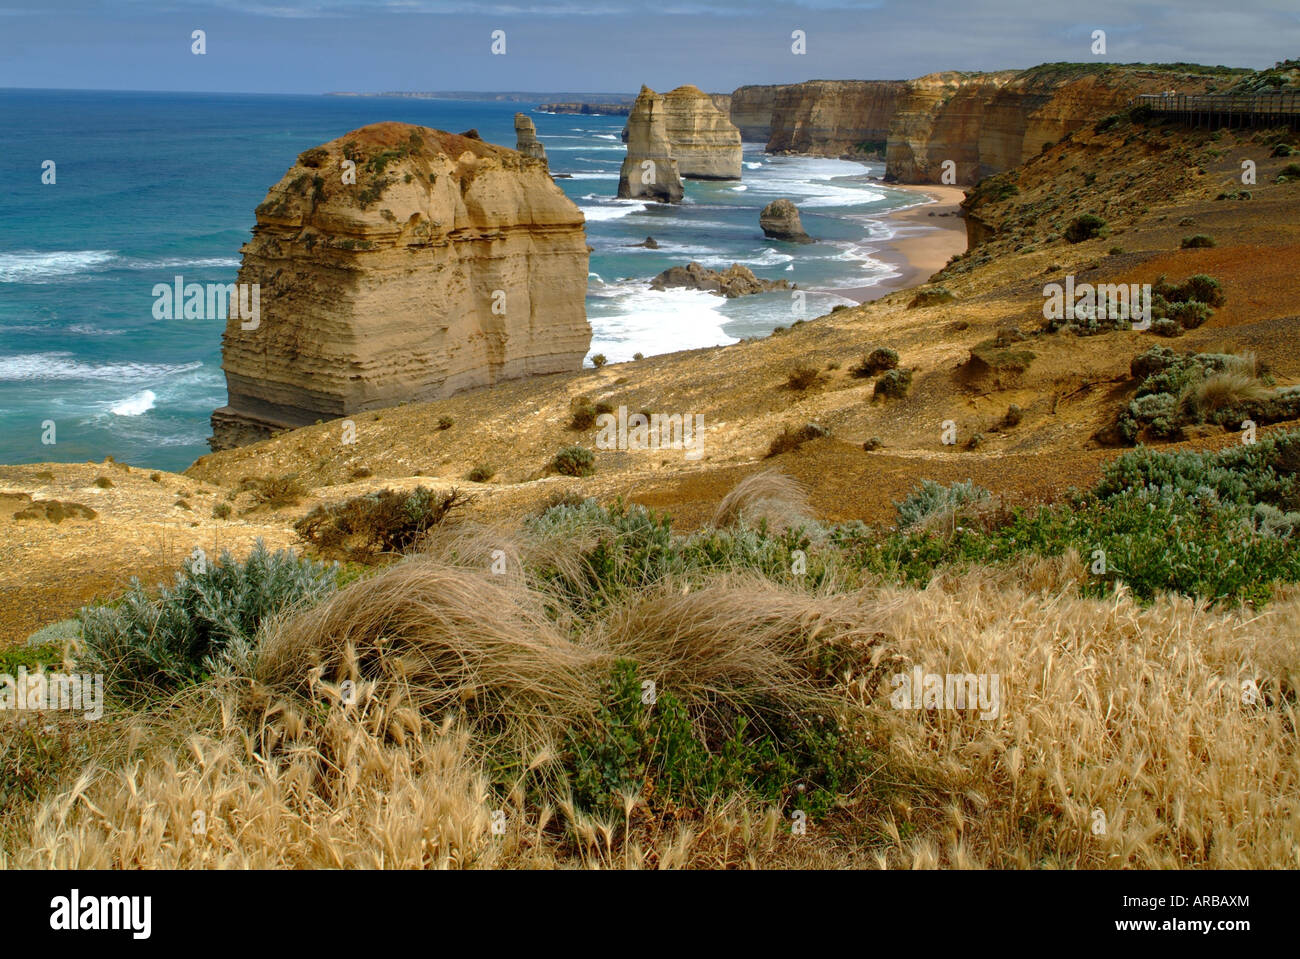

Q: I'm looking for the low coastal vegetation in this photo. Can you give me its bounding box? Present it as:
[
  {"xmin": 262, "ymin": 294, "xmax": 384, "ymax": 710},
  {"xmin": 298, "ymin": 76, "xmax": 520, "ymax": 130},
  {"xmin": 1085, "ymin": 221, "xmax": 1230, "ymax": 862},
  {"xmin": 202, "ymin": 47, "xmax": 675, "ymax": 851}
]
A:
[{"xmin": 6, "ymin": 438, "xmax": 1299, "ymax": 868}]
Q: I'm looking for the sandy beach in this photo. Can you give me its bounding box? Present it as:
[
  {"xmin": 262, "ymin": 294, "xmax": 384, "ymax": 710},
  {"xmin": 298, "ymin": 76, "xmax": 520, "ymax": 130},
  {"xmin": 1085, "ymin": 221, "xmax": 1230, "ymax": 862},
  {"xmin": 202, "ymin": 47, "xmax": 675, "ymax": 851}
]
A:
[{"xmin": 829, "ymin": 183, "xmax": 969, "ymax": 303}]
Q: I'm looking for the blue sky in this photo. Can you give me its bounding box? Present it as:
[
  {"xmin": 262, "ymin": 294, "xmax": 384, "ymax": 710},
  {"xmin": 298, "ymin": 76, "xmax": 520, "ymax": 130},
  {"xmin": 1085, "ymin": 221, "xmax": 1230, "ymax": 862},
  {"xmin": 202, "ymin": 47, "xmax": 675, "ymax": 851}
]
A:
[{"xmin": 1, "ymin": 0, "xmax": 1296, "ymax": 94}]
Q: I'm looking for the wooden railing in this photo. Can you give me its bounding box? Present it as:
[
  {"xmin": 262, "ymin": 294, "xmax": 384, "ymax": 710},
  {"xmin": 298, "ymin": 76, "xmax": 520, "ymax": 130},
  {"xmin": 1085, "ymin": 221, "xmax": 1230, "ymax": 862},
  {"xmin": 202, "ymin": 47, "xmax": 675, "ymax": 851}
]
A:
[{"xmin": 1131, "ymin": 92, "xmax": 1300, "ymax": 129}]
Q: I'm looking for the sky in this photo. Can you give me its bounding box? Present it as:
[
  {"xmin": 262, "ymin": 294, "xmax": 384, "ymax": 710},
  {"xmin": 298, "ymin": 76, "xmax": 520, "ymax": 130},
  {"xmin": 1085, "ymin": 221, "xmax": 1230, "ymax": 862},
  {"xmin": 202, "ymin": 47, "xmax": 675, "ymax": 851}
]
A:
[{"xmin": 0, "ymin": 0, "xmax": 1296, "ymax": 95}]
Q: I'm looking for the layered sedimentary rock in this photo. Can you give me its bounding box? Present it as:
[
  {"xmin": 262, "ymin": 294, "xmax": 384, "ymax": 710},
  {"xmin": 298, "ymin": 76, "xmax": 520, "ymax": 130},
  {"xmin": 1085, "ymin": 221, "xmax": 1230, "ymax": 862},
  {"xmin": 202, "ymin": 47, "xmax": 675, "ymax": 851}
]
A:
[
  {"xmin": 617, "ymin": 86, "xmax": 684, "ymax": 202},
  {"xmin": 731, "ymin": 67, "xmax": 1228, "ymax": 185},
  {"xmin": 514, "ymin": 113, "xmax": 547, "ymax": 165},
  {"xmin": 729, "ymin": 84, "xmax": 789, "ymax": 141},
  {"xmin": 660, "ymin": 85, "xmax": 742, "ymax": 179},
  {"xmin": 210, "ymin": 121, "xmax": 590, "ymax": 450},
  {"xmin": 766, "ymin": 80, "xmax": 907, "ymax": 156},
  {"xmin": 884, "ymin": 71, "xmax": 1017, "ymax": 184},
  {"xmin": 759, "ymin": 199, "xmax": 813, "ymax": 243}
]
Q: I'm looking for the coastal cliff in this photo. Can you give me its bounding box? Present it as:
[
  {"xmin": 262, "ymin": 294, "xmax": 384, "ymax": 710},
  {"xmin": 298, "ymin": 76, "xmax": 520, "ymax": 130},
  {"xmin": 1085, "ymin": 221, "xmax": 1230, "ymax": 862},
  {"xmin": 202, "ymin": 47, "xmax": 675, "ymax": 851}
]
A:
[
  {"xmin": 617, "ymin": 86, "xmax": 684, "ymax": 202},
  {"xmin": 729, "ymin": 65, "xmax": 1230, "ymax": 184},
  {"xmin": 210, "ymin": 121, "xmax": 590, "ymax": 450},
  {"xmin": 729, "ymin": 84, "xmax": 787, "ymax": 141},
  {"xmin": 661, "ymin": 84, "xmax": 743, "ymax": 179},
  {"xmin": 766, "ymin": 80, "xmax": 907, "ymax": 156}
]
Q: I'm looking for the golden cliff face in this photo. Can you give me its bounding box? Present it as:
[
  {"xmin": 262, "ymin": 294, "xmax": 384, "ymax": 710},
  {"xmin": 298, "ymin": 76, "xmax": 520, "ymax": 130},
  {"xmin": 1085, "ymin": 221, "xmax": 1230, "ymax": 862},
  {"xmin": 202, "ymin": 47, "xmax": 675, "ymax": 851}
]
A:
[
  {"xmin": 765, "ymin": 80, "xmax": 907, "ymax": 155},
  {"xmin": 661, "ymin": 85, "xmax": 743, "ymax": 179},
  {"xmin": 729, "ymin": 84, "xmax": 788, "ymax": 142},
  {"xmin": 731, "ymin": 67, "xmax": 1228, "ymax": 185},
  {"xmin": 210, "ymin": 122, "xmax": 590, "ymax": 450},
  {"xmin": 887, "ymin": 68, "xmax": 1225, "ymax": 184}
]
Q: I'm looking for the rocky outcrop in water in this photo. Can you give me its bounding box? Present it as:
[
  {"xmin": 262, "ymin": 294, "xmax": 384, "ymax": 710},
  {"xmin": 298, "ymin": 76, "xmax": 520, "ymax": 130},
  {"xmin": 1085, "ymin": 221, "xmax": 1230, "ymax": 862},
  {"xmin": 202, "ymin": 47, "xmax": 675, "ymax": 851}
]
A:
[
  {"xmin": 617, "ymin": 86, "xmax": 684, "ymax": 203},
  {"xmin": 661, "ymin": 85, "xmax": 743, "ymax": 179},
  {"xmin": 649, "ymin": 262, "xmax": 792, "ymax": 298},
  {"xmin": 759, "ymin": 199, "xmax": 814, "ymax": 243},
  {"xmin": 210, "ymin": 121, "xmax": 591, "ymax": 450},
  {"xmin": 514, "ymin": 113, "xmax": 547, "ymax": 165}
]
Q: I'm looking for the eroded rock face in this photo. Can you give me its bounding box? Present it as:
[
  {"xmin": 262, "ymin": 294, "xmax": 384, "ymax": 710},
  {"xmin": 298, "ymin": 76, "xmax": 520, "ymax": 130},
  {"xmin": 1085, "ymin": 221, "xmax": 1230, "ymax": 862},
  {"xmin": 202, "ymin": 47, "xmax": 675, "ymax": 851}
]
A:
[
  {"xmin": 649, "ymin": 261, "xmax": 792, "ymax": 298},
  {"xmin": 766, "ymin": 80, "xmax": 907, "ymax": 156},
  {"xmin": 729, "ymin": 84, "xmax": 789, "ymax": 141},
  {"xmin": 760, "ymin": 199, "xmax": 814, "ymax": 243},
  {"xmin": 210, "ymin": 121, "xmax": 590, "ymax": 451},
  {"xmin": 731, "ymin": 69, "xmax": 1226, "ymax": 185},
  {"xmin": 618, "ymin": 86, "xmax": 684, "ymax": 202},
  {"xmin": 661, "ymin": 85, "xmax": 742, "ymax": 179},
  {"xmin": 514, "ymin": 113, "xmax": 547, "ymax": 166}
]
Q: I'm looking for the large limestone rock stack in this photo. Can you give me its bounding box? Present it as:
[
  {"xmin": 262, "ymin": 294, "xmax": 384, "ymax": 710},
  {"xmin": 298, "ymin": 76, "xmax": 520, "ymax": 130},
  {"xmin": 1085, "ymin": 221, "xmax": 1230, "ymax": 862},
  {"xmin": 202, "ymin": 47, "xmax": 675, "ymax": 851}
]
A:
[
  {"xmin": 617, "ymin": 86, "xmax": 684, "ymax": 203},
  {"xmin": 514, "ymin": 113, "xmax": 547, "ymax": 166},
  {"xmin": 661, "ymin": 85, "xmax": 742, "ymax": 179},
  {"xmin": 209, "ymin": 121, "xmax": 590, "ymax": 450}
]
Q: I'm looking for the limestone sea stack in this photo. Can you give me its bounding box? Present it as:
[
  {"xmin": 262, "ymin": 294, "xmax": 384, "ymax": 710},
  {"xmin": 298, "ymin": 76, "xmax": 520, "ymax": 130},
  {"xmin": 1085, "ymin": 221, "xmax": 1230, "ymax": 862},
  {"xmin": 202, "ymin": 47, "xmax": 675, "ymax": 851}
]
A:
[
  {"xmin": 617, "ymin": 86, "xmax": 684, "ymax": 203},
  {"xmin": 760, "ymin": 199, "xmax": 814, "ymax": 243},
  {"xmin": 210, "ymin": 121, "xmax": 590, "ymax": 450},
  {"xmin": 514, "ymin": 113, "xmax": 547, "ymax": 166},
  {"xmin": 661, "ymin": 85, "xmax": 742, "ymax": 179}
]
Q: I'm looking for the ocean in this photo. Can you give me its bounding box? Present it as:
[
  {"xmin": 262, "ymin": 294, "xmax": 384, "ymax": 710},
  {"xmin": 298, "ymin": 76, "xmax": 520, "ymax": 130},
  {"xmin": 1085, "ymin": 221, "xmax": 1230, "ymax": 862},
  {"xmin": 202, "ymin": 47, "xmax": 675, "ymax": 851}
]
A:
[{"xmin": 0, "ymin": 89, "xmax": 920, "ymax": 471}]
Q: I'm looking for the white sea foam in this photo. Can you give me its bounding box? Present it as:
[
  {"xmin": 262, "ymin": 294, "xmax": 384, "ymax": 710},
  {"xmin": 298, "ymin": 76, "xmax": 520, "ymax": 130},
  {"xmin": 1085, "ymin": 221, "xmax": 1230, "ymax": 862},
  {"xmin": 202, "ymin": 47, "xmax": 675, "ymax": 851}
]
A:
[
  {"xmin": 109, "ymin": 389, "xmax": 156, "ymax": 416},
  {"xmin": 579, "ymin": 198, "xmax": 647, "ymax": 221},
  {"xmin": 0, "ymin": 353, "xmax": 203, "ymax": 383},
  {"xmin": 0, "ymin": 250, "xmax": 115, "ymax": 283},
  {"xmin": 588, "ymin": 282, "xmax": 734, "ymax": 361}
]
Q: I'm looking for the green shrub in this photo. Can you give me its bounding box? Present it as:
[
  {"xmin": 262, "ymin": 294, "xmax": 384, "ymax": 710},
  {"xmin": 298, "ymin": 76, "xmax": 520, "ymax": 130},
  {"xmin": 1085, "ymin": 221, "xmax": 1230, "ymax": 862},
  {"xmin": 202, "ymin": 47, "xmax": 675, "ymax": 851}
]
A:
[
  {"xmin": 1065, "ymin": 214, "xmax": 1107, "ymax": 243},
  {"xmin": 212, "ymin": 502, "xmax": 232, "ymax": 520},
  {"xmin": 79, "ymin": 542, "xmax": 338, "ymax": 702},
  {"xmin": 566, "ymin": 659, "xmax": 870, "ymax": 818},
  {"xmin": 569, "ymin": 396, "xmax": 598, "ymax": 430},
  {"xmin": 850, "ymin": 347, "xmax": 899, "ymax": 378},
  {"xmin": 242, "ymin": 475, "xmax": 307, "ymax": 508},
  {"xmin": 1271, "ymin": 143, "xmax": 1295, "ymax": 157},
  {"xmin": 294, "ymin": 486, "xmax": 471, "ymax": 560},
  {"xmin": 766, "ymin": 423, "xmax": 828, "ymax": 457},
  {"xmin": 786, "ymin": 366, "xmax": 821, "ymax": 391},
  {"xmin": 873, "ymin": 368, "xmax": 913, "ymax": 399},
  {"xmin": 1181, "ymin": 234, "xmax": 1216, "ymax": 249},
  {"xmin": 896, "ymin": 479, "xmax": 991, "ymax": 529},
  {"xmin": 467, "ymin": 463, "xmax": 496, "ymax": 483},
  {"xmin": 590, "ymin": 353, "xmax": 608, "ymax": 368},
  {"xmin": 437, "ymin": 416, "xmax": 454, "ymax": 430},
  {"xmin": 552, "ymin": 445, "xmax": 596, "ymax": 477},
  {"xmin": 909, "ymin": 287, "xmax": 956, "ymax": 308}
]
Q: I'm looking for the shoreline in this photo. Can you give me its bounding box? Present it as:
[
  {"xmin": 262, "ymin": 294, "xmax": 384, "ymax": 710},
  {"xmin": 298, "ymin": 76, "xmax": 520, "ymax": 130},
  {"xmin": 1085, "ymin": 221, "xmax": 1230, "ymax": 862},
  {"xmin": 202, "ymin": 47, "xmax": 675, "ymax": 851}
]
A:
[{"xmin": 821, "ymin": 183, "xmax": 969, "ymax": 303}]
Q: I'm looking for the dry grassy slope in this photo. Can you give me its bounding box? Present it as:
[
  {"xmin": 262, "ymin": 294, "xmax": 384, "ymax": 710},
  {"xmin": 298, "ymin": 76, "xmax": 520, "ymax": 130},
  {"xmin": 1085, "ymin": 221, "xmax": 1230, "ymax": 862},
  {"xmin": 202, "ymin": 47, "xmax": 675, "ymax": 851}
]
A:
[
  {"xmin": 4, "ymin": 116, "xmax": 1298, "ymax": 645},
  {"xmin": 186, "ymin": 118, "xmax": 1300, "ymax": 519}
]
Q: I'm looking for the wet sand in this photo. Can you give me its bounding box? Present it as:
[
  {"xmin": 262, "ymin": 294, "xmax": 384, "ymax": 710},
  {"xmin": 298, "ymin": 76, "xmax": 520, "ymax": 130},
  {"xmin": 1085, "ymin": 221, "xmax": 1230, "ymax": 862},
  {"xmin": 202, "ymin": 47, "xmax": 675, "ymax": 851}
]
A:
[{"xmin": 824, "ymin": 183, "xmax": 969, "ymax": 303}]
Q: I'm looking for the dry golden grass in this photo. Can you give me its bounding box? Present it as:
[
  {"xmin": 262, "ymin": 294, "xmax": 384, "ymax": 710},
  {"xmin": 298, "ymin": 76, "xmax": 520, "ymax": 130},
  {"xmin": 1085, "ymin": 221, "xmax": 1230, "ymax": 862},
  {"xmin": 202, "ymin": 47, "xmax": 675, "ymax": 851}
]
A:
[
  {"xmin": 6, "ymin": 556, "xmax": 1298, "ymax": 869},
  {"xmin": 1182, "ymin": 370, "xmax": 1271, "ymax": 416},
  {"xmin": 710, "ymin": 469, "xmax": 812, "ymax": 532}
]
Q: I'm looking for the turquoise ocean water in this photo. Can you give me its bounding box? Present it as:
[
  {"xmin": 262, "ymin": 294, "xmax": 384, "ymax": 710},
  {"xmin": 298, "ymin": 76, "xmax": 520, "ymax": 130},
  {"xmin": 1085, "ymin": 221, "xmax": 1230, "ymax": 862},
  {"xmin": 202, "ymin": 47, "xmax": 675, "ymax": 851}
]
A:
[{"xmin": 0, "ymin": 89, "xmax": 920, "ymax": 470}]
